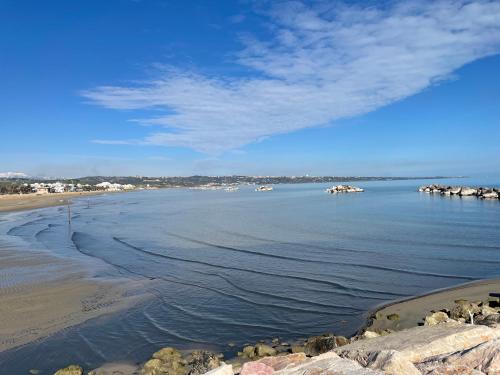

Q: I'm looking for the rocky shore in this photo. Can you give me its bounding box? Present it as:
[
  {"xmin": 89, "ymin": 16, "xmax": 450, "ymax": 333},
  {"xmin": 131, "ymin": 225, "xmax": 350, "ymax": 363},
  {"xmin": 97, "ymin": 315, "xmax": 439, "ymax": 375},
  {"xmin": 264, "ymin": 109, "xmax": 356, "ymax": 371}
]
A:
[
  {"xmin": 418, "ymin": 184, "xmax": 500, "ymax": 199},
  {"xmin": 52, "ymin": 291, "xmax": 500, "ymax": 375},
  {"xmin": 326, "ymin": 185, "xmax": 364, "ymax": 194}
]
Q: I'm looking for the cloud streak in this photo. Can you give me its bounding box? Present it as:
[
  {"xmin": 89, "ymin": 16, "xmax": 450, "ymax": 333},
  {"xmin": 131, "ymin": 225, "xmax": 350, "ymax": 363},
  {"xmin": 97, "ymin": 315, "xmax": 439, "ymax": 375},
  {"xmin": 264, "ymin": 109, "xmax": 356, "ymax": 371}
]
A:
[{"xmin": 82, "ymin": 0, "xmax": 500, "ymax": 153}]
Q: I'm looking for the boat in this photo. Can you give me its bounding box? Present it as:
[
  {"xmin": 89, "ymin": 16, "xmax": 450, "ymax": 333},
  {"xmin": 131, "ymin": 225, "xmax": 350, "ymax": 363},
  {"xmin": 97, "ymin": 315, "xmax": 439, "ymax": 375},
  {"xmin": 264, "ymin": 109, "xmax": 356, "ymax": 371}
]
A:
[
  {"xmin": 225, "ymin": 186, "xmax": 239, "ymax": 192},
  {"xmin": 255, "ymin": 185, "xmax": 273, "ymax": 192}
]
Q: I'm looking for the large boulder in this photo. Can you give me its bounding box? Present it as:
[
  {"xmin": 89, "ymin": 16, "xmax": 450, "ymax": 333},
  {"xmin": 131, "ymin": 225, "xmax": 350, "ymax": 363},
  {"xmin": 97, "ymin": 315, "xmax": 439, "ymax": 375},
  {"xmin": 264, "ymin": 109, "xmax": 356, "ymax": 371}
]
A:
[
  {"xmin": 460, "ymin": 188, "xmax": 477, "ymax": 196},
  {"xmin": 240, "ymin": 362, "xmax": 274, "ymax": 375},
  {"xmin": 54, "ymin": 365, "xmax": 83, "ymax": 375},
  {"xmin": 366, "ymin": 350, "xmax": 421, "ymax": 375},
  {"xmin": 272, "ymin": 352, "xmax": 384, "ymax": 374},
  {"xmin": 416, "ymin": 338, "xmax": 500, "ymax": 375},
  {"xmin": 255, "ymin": 343, "xmax": 277, "ymax": 357},
  {"xmin": 142, "ymin": 347, "xmax": 186, "ymax": 375},
  {"xmin": 203, "ymin": 363, "xmax": 233, "ymax": 375},
  {"xmin": 450, "ymin": 301, "xmax": 481, "ymax": 321},
  {"xmin": 424, "ymin": 312, "xmax": 452, "ymax": 326},
  {"xmin": 482, "ymin": 192, "xmax": 499, "ymax": 199},
  {"xmin": 334, "ymin": 323, "xmax": 500, "ymax": 365},
  {"xmin": 477, "ymin": 314, "xmax": 500, "ymax": 328},
  {"xmin": 303, "ymin": 333, "xmax": 337, "ymax": 356},
  {"xmin": 256, "ymin": 353, "xmax": 308, "ymax": 371}
]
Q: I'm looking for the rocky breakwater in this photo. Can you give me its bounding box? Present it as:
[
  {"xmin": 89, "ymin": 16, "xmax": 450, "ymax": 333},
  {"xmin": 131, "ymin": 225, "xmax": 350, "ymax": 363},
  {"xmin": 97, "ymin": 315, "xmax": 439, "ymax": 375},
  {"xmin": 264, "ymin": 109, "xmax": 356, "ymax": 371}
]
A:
[
  {"xmin": 326, "ymin": 185, "xmax": 364, "ymax": 194},
  {"xmin": 418, "ymin": 184, "xmax": 500, "ymax": 199}
]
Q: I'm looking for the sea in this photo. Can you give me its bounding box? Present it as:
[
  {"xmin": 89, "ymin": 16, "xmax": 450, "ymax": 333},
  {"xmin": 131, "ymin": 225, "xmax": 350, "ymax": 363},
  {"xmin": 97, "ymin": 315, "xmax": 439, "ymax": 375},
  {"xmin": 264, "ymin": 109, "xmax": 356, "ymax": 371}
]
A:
[{"xmin": 0, "ymin": 178, "xmax": 499, "ymax": 372}]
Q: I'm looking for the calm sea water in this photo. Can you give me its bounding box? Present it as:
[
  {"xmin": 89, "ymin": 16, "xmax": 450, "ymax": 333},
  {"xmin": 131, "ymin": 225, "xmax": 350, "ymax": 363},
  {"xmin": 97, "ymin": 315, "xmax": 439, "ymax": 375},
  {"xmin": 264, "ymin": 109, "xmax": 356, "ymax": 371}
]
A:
[{"xmin": 1, "ymin": 179, "xmax": 499, "ymax": 372}]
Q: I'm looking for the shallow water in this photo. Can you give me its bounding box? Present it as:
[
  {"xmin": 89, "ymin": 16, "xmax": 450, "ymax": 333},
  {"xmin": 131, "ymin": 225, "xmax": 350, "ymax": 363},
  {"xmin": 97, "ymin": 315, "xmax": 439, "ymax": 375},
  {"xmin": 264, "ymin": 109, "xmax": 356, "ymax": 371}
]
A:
[{"xmin": 0, "ymin": 179, "xmax": 499, "ymax": 372}]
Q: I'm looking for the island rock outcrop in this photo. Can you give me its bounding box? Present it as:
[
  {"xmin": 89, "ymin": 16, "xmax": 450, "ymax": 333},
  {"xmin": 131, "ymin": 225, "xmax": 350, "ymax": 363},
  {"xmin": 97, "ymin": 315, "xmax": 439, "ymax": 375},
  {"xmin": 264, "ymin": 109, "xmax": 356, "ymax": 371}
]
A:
[
  {"xmin": 326, "ymin": 185, "xmax": 364, "ymax": 194},
  {"xmin": 418, "ymin": 184, "xmax": 500, "ymax": 200}
]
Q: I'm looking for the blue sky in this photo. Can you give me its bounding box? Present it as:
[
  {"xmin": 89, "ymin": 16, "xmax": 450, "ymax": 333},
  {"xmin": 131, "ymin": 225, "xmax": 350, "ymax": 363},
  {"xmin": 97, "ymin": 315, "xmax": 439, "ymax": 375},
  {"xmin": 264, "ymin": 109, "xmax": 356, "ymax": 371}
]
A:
[{"xmin": 1, "ymin": 0, "xmax": 499, "ymax": 177}]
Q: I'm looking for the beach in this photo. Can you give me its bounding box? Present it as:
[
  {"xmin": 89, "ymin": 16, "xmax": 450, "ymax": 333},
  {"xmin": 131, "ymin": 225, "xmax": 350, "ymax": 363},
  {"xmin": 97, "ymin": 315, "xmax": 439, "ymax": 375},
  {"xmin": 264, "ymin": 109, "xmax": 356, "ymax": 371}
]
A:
[
  {"xmin": 0, "ymin": 236, "xmax": 147, "ymax": 352},
  {"xmin": 365, "ymin": 277, "xmax": 500, "ymax": 333},
  {"xmin": 0, "ymin": 191, "xmax": 112, "ymax": 212}
]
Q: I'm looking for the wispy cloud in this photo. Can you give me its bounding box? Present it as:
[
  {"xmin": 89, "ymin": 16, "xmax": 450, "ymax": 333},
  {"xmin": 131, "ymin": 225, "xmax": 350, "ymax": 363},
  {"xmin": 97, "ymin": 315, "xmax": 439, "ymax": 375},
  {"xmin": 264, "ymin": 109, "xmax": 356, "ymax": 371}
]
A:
[{"xmin": 82, "ymin": 0, "xmax": 500, "ymax": 154}]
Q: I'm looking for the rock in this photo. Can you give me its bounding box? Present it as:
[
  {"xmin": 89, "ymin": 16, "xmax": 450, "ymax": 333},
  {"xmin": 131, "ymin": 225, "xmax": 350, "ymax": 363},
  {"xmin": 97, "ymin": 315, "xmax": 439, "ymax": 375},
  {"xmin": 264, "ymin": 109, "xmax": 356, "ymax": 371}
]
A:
[
  {"xmin": 290, "ymin": 345, "xmax": 304, "ymax": 353},
  {"xmin": 336, "ymin": 335, "xmax": 350, "ymax": 347},
  {"xmin": 152, "ymin": 347, "xmax": 184, "ymax": 363},
  {"xmin": 425, "ymin": 311, "xmax": 451, "ymax": 326},
  {"xmin": 304, "ymin": 334, "xmax": 337, "ymax": 356},
  {"xmin": 255, "ymin": 343, "xmax": 277, "ymax": 357},
  {"xmin": 476, "ymin": 313, "xmax": 500, "ymax": 328},
  {"xmin": 460, "ymin": 188, "xmax": 477, "ymax": 196},
  {"xmin": 272, "ymin": 352, "xmax": 384, "ymax": 374},
  {"xmin": 141, "ymin": 359, "xmax": 164, "ymax": 375},
  {"xmin": 482, "ymin": 192, "xmax": 498, "ymax": 199},
  {"xmin": 185, "ymin": 350, "xmax": 221, "ymax": 375},
  {"xmin": 326, "ymin": 185, "xmax": 364, "ymax": 194},
  {"xmin": 242, "ymin": 345, "xmax": 256, "ymax": 358},
  {"xmin": 386, "ymin": 313, "xmax": 400, "ymax": 321},
  {"xmin": 366, "ymin": 350, "xmax": 421, "ymax": 375},
  {"xmin": 142, "ymin": 347, "xmax": 186, "ymax": 375},
  {"xmin": 362, "ymin": 331, "xmax": 381, "ymax": 339},
  {"xmin": 256, "ymin": 353, "xmax": 308, "ymax": 371},
  {"xmin": 481, "ymin": 305, "xmax": 499, "ymax": 317},
  {"xmin": 488, "ymin": 296, "xmax": 500, "ymax": 308},
  {"xmin": 450, "ymin": 301, "xmax": 481, "ymax": 321},
  {"xmin": 54, "ymin": 365, "xmax": 84, "ymax": 375},
  {"xmin": 29, "ymin": 370, "xmax": 41, "ymax": 375},
  {"xmin": 203, "ymin": 363, "xmax": 233, "ymax": 375},
  {"xmin": 240, "ymin": 361, "xmax": 274, "ymax": 375},
  {"xmin": 334, "ymin": 323, "xmax": 500, "ymax": 365},
  {"xmin": 417, "ymin": 338, "xmax": 500, "ymax": 375}
]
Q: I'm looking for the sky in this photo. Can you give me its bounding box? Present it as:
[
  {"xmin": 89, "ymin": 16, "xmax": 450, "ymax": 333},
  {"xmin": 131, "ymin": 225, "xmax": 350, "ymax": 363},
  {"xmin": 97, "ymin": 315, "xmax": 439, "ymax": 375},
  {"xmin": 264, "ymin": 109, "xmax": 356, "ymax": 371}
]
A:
[{"xmin": 1, "ymin": 0, "xmax": 500, "ymax": 178}]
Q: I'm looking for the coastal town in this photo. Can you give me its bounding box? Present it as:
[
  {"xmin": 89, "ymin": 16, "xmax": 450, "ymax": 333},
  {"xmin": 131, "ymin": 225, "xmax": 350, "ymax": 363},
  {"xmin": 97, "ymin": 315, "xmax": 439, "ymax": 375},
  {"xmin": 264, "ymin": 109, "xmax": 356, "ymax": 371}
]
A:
[{"xmin": 0, "ymin": 181, "xmax": 136, "ymax": 195}]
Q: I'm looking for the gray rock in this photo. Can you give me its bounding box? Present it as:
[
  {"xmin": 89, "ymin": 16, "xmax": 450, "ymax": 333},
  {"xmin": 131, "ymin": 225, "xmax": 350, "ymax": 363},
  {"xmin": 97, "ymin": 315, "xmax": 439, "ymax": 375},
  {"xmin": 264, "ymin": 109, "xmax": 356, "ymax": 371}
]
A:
[
  {"xmin": 334, "ymin": 323, "xmax": 500, "ymax": 365},
  {"xmin": 417, "ymin": 338, "xmax": 500, "ymax": 375},
  {"xmin": 304, "ymin": 334, "xmax": 337, "ymax": 356},
  {"xmin": 476, "ymin": 313, "xmax": 500, "ymax": 328},
  {"xmin": 367, "ymin": 350, "xmax": 421, "ymax": 375},
  {"xmin": 273, "ymin": 352, "xmax": 384, "ymax": 375}
]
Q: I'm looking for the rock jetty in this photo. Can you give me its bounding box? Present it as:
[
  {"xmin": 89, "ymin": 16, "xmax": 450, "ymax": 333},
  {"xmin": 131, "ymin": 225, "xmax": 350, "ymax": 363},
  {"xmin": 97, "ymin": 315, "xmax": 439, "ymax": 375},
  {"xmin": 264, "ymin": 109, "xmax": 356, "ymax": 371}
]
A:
[
  {"xmin": 418, "ymin": 184, "xmax": 500, "ymax": 199},
  {"xmin": 55, "ymin": 295, "xmax": 500, "ymax": 375},
  {"xmin": 326, "ymin": 185, "xmax": 364, "ymax": 194}
]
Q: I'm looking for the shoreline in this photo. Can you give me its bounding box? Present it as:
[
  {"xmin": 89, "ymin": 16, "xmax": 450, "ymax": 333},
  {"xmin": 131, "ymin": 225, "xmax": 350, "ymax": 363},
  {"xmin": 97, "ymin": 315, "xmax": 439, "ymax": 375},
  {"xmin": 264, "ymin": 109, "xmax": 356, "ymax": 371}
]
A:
[
  {"xmin": 361, "ymin": 277, "xmax": 500, "ymax": 334},
  {"xmin": 0, "ymin": 190, "xmax": 131, "ymax": 213},
  {"xmin": 0, "ymin": 236, "xmax": 148, "ymax": 353}
]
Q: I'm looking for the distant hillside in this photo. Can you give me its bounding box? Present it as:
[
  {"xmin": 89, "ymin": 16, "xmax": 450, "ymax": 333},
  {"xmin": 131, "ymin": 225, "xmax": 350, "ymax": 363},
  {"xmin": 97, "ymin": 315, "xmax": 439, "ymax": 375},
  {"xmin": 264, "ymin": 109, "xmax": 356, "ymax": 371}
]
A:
[{"xmin": 0, "ymin": 175, "xmax": 453, "ymax": 190}]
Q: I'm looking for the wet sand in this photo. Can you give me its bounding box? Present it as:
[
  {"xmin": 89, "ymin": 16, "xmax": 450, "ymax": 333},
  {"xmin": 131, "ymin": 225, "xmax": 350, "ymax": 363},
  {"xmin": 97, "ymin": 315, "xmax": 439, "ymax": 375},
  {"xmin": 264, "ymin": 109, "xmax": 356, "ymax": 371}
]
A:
[
  {"xmin": 0, "ymin": 191, "xmax": 112, "ymax": 213},
  {"xmin": 365, "ymin": 278, "xmax": 500, "ymax": 332},
  {"xmin": 0, "ymin": 238, "xmax": 147, "ymax": 352}
]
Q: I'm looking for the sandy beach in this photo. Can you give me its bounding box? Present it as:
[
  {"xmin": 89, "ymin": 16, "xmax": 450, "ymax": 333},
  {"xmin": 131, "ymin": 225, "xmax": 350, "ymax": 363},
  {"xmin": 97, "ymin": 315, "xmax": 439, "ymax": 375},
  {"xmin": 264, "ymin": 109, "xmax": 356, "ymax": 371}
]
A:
[
  {"xmin": 365, "ymin": 278, "xmax": 500, "ymax": 333},
  {"xmin": 0, "ymin": 237, "xmax": 147, "ymax": 352},
  {"xmin": 0, "ymin": 191, "xmax": 113, "ymax": 213}
]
